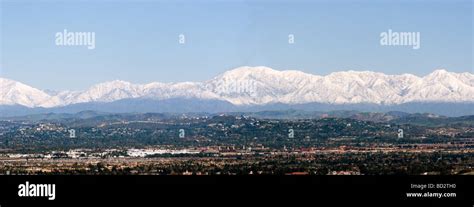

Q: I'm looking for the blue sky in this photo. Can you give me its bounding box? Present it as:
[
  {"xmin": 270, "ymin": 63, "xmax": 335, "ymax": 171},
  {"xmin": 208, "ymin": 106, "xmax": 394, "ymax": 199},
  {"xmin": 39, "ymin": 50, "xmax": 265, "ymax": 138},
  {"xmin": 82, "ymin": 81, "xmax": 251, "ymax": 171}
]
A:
[{"xmin": 1, "ymin": 0, "xmax": 472, "ymax": 90}]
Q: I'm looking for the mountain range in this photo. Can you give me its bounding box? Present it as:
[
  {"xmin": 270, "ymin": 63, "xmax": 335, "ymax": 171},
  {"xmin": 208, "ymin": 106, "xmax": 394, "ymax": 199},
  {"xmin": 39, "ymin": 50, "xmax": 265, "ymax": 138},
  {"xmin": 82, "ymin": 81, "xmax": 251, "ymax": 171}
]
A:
[{"xmin": 1, "ymin": 66, "xmax": 473, "ymax": 116}]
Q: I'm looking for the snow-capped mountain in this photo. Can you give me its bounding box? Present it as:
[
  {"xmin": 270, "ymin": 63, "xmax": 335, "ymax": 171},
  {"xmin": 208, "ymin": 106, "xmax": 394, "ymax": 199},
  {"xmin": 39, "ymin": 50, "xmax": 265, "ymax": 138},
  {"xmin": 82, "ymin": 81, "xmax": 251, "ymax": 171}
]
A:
[
  {"xmin": 0, "ymin": 78, "xmax": 60, "ymax": 107},
  {"xmin": 1, "ymin": 66, "xmax": 473, "ymax": 108}
]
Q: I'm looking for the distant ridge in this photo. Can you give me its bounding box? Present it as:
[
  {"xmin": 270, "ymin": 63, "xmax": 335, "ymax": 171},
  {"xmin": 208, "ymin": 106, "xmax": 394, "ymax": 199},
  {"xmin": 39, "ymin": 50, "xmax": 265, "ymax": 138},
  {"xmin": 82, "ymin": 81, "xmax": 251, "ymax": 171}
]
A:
[
  {"xmin": 1, "ymin": 66, "xmax": 473, "ymax": 116},
  {"xmin": 3, "ymin": 110, "xmax": 474, "ymax": 128}
]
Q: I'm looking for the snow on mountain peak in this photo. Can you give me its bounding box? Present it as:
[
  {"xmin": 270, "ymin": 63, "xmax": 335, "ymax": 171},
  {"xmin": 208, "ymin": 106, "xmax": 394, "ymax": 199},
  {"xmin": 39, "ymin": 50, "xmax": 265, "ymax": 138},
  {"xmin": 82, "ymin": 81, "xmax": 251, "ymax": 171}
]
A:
[
  {"xmin": 430, "ymin": 69, "xmax": 449, "ymax": 74},
  {"xmin": 93, "ymin": 80, "xmax": 133, "ymax": 87},
  {"xmin": 1, "ymin": 67, "xmax": 473, "ymax": 108},
  {"xmin": 0, "ymin": 77, "xmax": 55, "ymax": 107}
]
